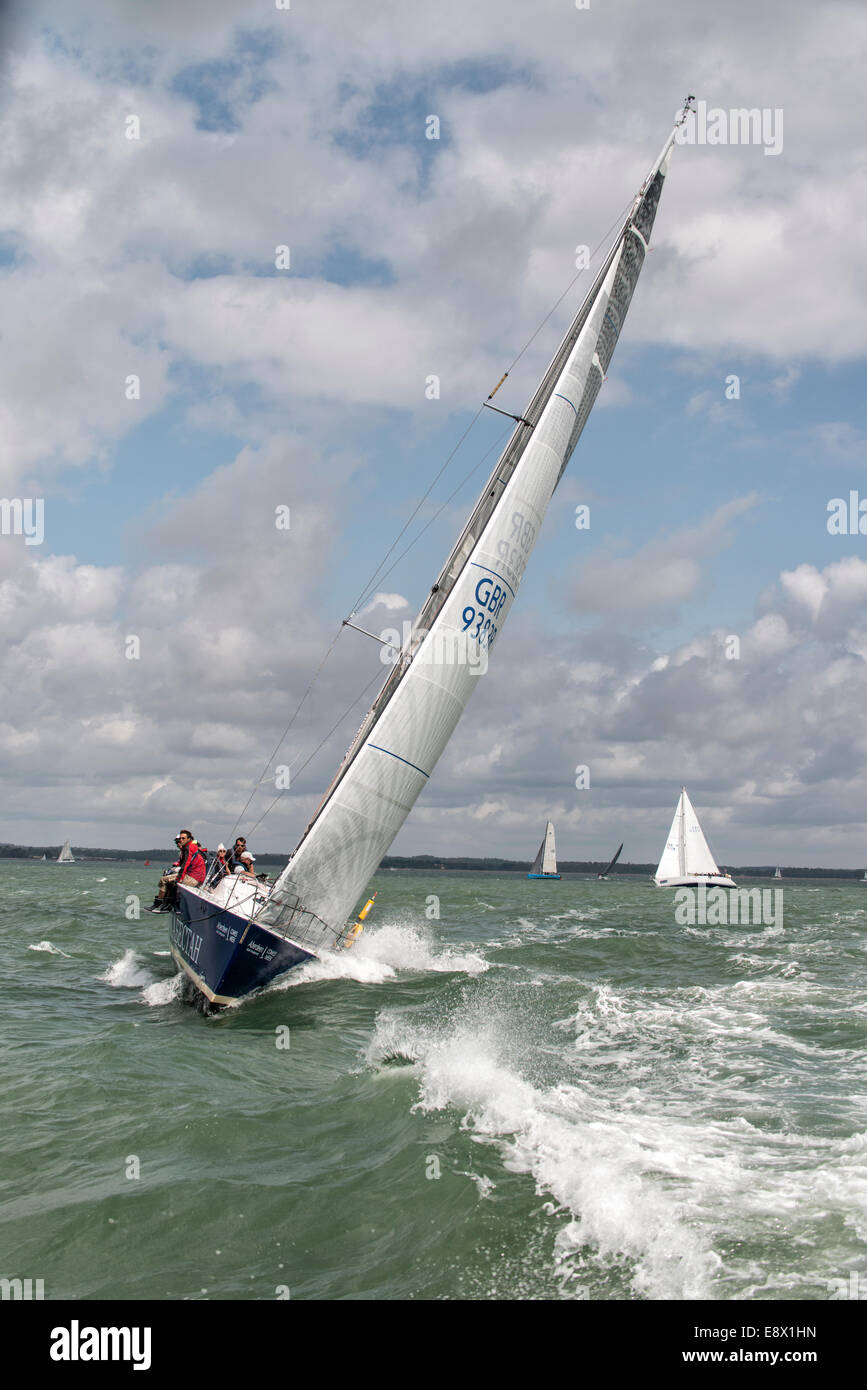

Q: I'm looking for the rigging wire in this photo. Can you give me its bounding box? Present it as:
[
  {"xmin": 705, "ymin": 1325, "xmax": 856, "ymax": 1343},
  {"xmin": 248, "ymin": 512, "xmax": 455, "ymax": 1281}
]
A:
[
  {"xmin": 242, "ymin": 666, "xmax": 386, "ymax": 842},
  {"xmin": 226, "ymin": 621, "xmax": 344, "ymax": 839},
  {"xmin": 354, "ymin": 421, "xmax": 512, "ymax": 603},
  {"xmin": 347, "ymin": 405, "xmax": 487, "ymax": 617},
  {"xmin": 233, "ymin": 421, "xmax": 513, "ymax": 847},
  {"xmin": 495, "ymin": 196, "xmax": 634, "ymax": 381},
  {"xmin": 228, "ymin": 198, "xmax": 635, "ymax": 839},
  {"xmin": 349, "ymin": 196, "xmax": 635, "ymax": 619}
]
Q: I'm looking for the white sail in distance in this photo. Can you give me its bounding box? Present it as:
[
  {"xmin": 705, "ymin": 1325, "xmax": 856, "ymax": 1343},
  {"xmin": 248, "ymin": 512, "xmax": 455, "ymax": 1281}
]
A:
[
  {"xmin": 531, "ymin": 822, "xmax": 558, "ymax": 875},
  {"xmin": 655, "ymin": 788, "xmax": 734, "ymax": 887},
  {"xmin": 261, "ymin": 121, "xmax": 684, "ymax": 948},
  {"xmin": 542, "ymin": 821, "xmax": 557, "ymax": 875},
  {"xmin": 57, "ymin": 839, "xmax": 74, "ymax": 863}
]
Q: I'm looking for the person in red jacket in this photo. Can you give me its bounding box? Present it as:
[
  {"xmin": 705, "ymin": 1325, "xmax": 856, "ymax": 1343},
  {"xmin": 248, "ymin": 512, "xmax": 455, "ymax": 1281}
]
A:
[
  {"xmin": 176, "ymin": 830, "xmax": 206, "ymax": 886},
  {"xmin": 149, "ymin": 830, "xmax": 206, "ymax": 911}
]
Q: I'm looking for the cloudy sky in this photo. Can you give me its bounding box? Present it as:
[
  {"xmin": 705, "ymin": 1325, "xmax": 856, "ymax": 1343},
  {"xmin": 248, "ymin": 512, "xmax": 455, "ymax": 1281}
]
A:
[{"xmin": 1, "ymin": 0, "xmax": 866, "ymax": 866}]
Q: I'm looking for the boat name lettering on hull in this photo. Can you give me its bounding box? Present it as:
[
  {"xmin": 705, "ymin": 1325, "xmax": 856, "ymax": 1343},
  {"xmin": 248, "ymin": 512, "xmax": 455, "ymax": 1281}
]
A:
[{"xmin": 171, "ymin": 918, "xmax": 204, "ymax": 965}]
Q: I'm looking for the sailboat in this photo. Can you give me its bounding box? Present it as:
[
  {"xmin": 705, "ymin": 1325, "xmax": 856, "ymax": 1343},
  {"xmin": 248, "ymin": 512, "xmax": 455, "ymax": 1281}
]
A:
[
  {"xmin": 774, "ymin": 867, "xmax": 782, "ymax": 880},
  {"xmin": 527, "ymin": 822, "xmax": 561, "ymax": 880},
  {"xmin": 597, "ymin": 842, "xmax": 623, "ymax": 880},
  {"xmin": 40, "ymin": 853, "xmax": 47, "ymax": 862},
  {"xmin": 169, "ymin": 103, "xmax": 693, "ymax": 1008},
  {"xmin": 654, "ymin": 788, "xmax": 735, "ymax": 889},
  {"xmin": 57, "ymin": 840, "xmax": 75, "ymax": 864}
]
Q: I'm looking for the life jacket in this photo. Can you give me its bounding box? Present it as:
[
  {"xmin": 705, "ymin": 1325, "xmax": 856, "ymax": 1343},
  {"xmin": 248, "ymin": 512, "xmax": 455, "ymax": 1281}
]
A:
[{"xmin": 180, "ymin": 841, "xmax": 207, "ymax": 885}]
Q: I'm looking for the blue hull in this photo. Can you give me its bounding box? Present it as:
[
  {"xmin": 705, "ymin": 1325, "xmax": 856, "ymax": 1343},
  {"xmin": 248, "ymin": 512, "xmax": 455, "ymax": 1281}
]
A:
[
  {"xmin": 527, "ymin": 873, "xmax": 561, "ymax": 880},
  {"xmin": 171, "ymin": 886, "xmax": 316, "ymax": 1006}
]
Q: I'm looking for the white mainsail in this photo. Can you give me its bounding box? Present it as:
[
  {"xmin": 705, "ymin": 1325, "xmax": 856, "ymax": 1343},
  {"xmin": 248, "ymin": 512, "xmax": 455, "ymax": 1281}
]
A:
[
  {"xmin": 57, "ymin": 839, "xmax": 74, "ymax": 863},
  {"xmin": 655, "ymin": 788, "xmax": 733, "ymax": 886},
  {"xmin": 260, "ymin": 119, "xmax": 685, "ymax": 950},
  {"xmin": 531, "ymin": 822, "xmax": 558, "ymax": 875}
]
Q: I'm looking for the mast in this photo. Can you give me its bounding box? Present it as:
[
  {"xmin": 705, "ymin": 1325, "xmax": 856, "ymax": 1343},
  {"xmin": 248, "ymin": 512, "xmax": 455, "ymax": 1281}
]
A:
[
  {"xmin": 679, "ymin": 790, "xmax": 686, "ymax": 878},
  {"xmin": 261, "ymin": 106, "xmax": 691, "ymax": 948},
  {"xmin": 599, "ymin": 842, "xmax": 623, "ymax": 877}
]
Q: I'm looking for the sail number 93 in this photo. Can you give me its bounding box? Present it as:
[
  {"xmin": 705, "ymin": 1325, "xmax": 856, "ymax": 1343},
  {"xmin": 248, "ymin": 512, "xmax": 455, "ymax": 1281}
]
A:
[{"xmin": 462, "ymin": 575, "xmax": 508, "ymax": 648}]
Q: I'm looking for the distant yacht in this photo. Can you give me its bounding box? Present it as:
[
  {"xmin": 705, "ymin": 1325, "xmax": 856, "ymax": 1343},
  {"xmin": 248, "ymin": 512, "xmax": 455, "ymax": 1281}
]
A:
[
  {"xmin": 40, "ymin": 853, "xmax": 47, "ymax": 862},
  {"xmin": 57, "ymin": 840, "xmax": 75, "ymax": 864},
  {"xmin": 597, "ymin": 842, "xmax": 623, "ymax": 880},
  {"xmin": 774, "ymin": 867, "xmax": 782, "ymax": 880},
  {"xmin": 654, "ymin": 788, "xmax": 736, "ymax": 889},
  {"xmin": 527, "ymin": 822, "xmax": 561, "ymax": 880}
]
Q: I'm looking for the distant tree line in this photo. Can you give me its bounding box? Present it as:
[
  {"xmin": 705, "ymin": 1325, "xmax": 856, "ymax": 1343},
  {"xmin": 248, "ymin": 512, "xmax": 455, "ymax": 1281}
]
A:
[
  {"xmin": 378, "ymin": 854, "xmax": 864, "ymax": 879},
  {"xmin": 0, "ymin": 843, "xmax": 287, "ymax": 865},
  {"xmin": 0, "ymin": 844, "xmax": 863, "ymax": 878}
]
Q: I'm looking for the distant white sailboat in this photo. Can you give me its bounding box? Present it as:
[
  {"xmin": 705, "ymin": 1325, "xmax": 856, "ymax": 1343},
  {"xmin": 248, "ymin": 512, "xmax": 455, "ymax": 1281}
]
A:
[
  {"xmin": 40, "ymin": 853, "xmax": 47, "ymax": 862},
  {"xmin": 654, "ymin": 788, "xmax": 736, "ymax": 889},
  {"xmin": 57, "ymin": 840, "xmax": 75, "ymax": 864},
  {"xmin": 527, "ymin": 822, "xmax": 561, "ymax": 880},
  {"xmin": 774, "ymin": 867, "xmax": 782, "ymax": 880}
]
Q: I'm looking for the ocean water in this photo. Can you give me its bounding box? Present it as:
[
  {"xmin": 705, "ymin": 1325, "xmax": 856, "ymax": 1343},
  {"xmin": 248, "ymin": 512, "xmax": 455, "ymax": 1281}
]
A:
[{"xmin": 2, "ymin": 860, "xmax": 866, "ymax": 1302}]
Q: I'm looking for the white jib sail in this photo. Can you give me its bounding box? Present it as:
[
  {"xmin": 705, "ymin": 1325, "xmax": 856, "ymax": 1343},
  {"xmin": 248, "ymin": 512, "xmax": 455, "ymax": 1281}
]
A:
[
  {"xmin": 262, "ymin": 132, "xmax": 679, "ymax": 948},
  {"xmin": 541, "ymin": 821, "xmax": 558, "ymax": 875},
  {"xmin": 656, "ymin": 789, "xmax": 720, "ymax": 880}
]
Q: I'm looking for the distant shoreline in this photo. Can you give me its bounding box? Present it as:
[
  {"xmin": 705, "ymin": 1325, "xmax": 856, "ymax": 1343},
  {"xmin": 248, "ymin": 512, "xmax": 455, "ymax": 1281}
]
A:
[{"xmin": 1, "ymin": 844, "xmax": 864, "ymax": 878}]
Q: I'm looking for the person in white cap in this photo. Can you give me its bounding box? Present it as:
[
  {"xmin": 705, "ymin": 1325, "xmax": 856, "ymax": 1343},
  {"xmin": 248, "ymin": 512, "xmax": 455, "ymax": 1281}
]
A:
[
  {"xmin": 235, "ymin": 851, "xmax": 257, "ymax": 881},
  {"xmin": 207, "ymin": 843, "xmax": 229, "ymax": 885}
]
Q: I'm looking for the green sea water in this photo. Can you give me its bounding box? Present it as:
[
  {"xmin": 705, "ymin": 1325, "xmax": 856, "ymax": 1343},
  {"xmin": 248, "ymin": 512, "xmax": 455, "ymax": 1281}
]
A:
[{"xmin": 2, "ymin": 860, "xmax": 865, "ymax": 1302}]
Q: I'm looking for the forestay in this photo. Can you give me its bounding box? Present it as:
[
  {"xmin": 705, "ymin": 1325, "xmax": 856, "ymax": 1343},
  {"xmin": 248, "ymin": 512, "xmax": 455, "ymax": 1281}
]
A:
[{"xmin": 260, "ymin": 128, "xmax": 680, "ymax": 950}]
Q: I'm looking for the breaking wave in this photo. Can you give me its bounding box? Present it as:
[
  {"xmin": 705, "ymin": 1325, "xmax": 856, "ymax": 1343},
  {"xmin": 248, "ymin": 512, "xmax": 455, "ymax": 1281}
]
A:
[
  {"xmin": 270, "ymin": 921, "xmax": 489, "ymax": 991},
  {"xmin": 367, "ymin": 1006, "xmax": 719, "ymax": 1299},
  {"xmin": 99, "ymin": 949, "xmax": 157, "ymax": 989}
]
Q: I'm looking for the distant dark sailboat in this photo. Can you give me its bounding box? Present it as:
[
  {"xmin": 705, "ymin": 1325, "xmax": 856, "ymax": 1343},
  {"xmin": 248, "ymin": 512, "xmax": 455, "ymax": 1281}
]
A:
[{"xmin": 597, "ymin": 842, "xmax": 623, "ymax": 880}]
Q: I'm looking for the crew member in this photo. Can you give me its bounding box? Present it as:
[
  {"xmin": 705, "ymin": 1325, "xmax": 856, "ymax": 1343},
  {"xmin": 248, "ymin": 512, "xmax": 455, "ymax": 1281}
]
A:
[
  {"xmin": 226, "ymin": 837, "xmax": 249, "ymax": 873},
  {"xmin": 150, "ymin": 830, "xmax": 206, "ymax": 911},
  {"xmin": 210, "ymin": 843, "xmax": 229, "ymax": 884},
  {"xmin": 234, "ymin": 851, "xmax": 257, "ymax": 880}
]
